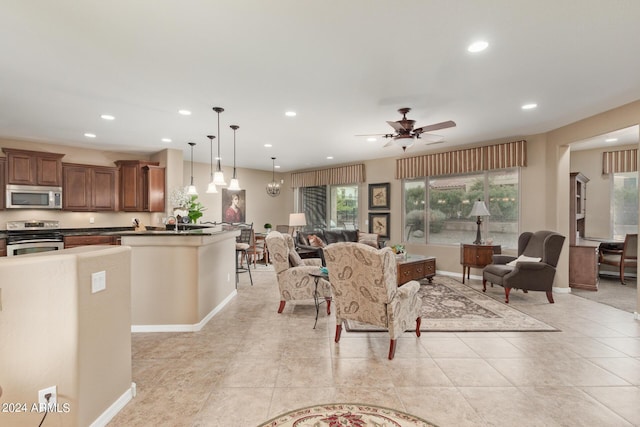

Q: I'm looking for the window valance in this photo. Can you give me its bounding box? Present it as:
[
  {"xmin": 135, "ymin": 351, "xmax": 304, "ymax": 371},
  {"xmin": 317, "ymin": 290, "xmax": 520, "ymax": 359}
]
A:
[
  {"xmin": 395, "ymin": 140, "xmax": 527, "ymax": 179},
  {"xmin": 291, "ymin": 163, "xmax": 365, "ymax": 188},
  {"xmin": 602, "ymin": 148, "xmax": 638, "ymax": 174}
]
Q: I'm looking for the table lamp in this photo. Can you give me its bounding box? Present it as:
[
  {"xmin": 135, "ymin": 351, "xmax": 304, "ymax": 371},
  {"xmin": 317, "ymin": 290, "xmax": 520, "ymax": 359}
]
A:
[
  {"xmin": 469, "ymin": 199, "xmax": 490, "ymax": 244},
  {"xmin": 289, "ymin": 213, "xmax": 307, "ymax": 236}
]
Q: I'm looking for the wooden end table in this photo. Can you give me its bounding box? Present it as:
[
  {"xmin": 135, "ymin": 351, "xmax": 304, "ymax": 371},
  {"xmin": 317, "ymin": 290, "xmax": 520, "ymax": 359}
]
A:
[{"xmin": 460, "ymin": 243, "xmax": 501, "ymax": 284}]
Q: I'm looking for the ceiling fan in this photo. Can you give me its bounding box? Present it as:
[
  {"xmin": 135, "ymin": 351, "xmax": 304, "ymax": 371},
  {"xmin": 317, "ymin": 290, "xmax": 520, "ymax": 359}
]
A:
[{"xmin": 359, "ymin": 107, "xmax": 456, "ymax": 151}]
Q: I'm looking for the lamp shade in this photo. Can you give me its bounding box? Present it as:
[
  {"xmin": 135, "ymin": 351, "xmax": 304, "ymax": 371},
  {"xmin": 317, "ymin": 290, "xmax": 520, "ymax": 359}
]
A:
[
  {"xmin": 288, "ymin": 213, "xmax": 307, "ymax": 227},
  {"xmin": 469, "ymin": 200, "xmax": 490, "ymax": 217}
]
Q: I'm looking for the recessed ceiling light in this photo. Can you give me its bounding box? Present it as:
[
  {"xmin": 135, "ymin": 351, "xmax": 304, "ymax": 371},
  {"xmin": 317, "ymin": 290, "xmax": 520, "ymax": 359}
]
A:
[
  {"xmin": 264, "ymin": 143, "xmax": 273, "ymax": 148},
  {"xmin": 178, "ymin": 109, "xmax": 192, "ymax": 116},
  {"xmin": 605, "ymin": 138, "xmax": 618, "ymax": 143},
  {"xmin": 100, "ymin": 114, "xmax": 115, "ymax": 120},
  {"xmin": 161, "ymin": 138, "xmax": 172, "ymax": 143},
  {"xmin": 367, "ymin": 137, "xmax": 377, "ymax": 142},
  {"xmin": 521, "ymin": 103, "xmax": 538, "ymax": 110},
  {"xmin": 275, "ymin": 165, "xmax": 281, "ymax": 169},
  {"xmin": 326, "ymin": 156, "xmax": 333, "ymax": 160},
  {"xmin": 285, "ymin": 111, "xmax": 297, "ymax": 117},
  {"xmin": 84, "ymin": 133, "xmax": 96, "ymax": 138},
  {"xmin": 467, "ymin": 40, "xmax": 489, "ymax": 53}
]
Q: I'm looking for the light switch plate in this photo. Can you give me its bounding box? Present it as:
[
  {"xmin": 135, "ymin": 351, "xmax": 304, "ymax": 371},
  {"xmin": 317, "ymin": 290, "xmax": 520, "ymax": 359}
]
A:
[{"xmin": 91, "ymin": 271, "xmax": 106, "ymax": 293}]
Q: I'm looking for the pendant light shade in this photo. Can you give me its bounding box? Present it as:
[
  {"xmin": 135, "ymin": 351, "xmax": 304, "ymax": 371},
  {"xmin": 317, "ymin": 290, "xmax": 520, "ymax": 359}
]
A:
[
  {"xmin": 266, "ymin": 157, "xmax": 280, "ymax": 197},
  {"xmin": 228, "ymin": 125, "xmax": 241, "ymax": 191},
  {"xmin": 187, "ymin": 142, "xmax": 198, "ymax": 195},
  {"xmin": 206, "ymin": 135, "xmax": 218, "ymax": 193},
  {"xmin": 212, "ymin": 107, "xmax": 227, "ymax": 186}
]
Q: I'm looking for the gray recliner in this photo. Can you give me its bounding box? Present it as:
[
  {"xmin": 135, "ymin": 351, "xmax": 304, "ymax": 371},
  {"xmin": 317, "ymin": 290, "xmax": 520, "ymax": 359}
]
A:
[{"xmin": 482, "ymin": 230, "xmax": 566, "ymax": 304}]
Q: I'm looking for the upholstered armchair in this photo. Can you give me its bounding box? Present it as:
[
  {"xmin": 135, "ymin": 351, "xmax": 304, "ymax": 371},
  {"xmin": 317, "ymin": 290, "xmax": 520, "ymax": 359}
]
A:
[
  {"xmin": 482, "ymin": 230, "xmax": 566, "ymax": 304},
  {"xmin": 323, "ymin": 242, "xmax": 422, "ymax": 360},
  {"xmin": 265, "ymin": 231, "xmax": 331, "ymax": 314},
  {"xmin": 599, "ymin": 233, "xmax": 637, "ymax": 285}
]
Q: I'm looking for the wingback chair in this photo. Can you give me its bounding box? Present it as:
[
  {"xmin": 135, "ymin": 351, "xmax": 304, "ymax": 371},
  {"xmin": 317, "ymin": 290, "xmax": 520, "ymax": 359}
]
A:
[
  {"xmin": 482, "ymin": 230, "xmax": 565, "ymax": 304},
  {"xmin": 599, "ymin": 233, "xmax": 637, "ymax": 285},
  {"xmin": 323, "ymin": 242, "xmax": 422, "ymax": 360},
  {"xmin": 265, "ymin": 231, "xmax": 331, "ymax": 315}
]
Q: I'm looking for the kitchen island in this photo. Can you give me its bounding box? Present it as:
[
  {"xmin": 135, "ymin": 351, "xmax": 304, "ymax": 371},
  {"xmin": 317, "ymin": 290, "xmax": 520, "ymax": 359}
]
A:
[{"xmin": 119, "ymin": 226, "xmax": 239, "ymax": 332}]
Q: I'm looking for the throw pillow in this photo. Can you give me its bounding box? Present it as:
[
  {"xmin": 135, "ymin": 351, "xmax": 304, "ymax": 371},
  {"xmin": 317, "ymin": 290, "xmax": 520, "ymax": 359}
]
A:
[
  {"xmin": 289, "ymin": 250, "xmax": 304, "ymax": 267},
  {"xmin": 507, "ymin": 255, "xmax": 542, "ymax": 267},
  {"xmin": 308, "ymin": 234, "xmax": 325, "ymax": 247},
  {"xmin": 360, "ymin": 239, "xmax": 378, "ymax": 248}
]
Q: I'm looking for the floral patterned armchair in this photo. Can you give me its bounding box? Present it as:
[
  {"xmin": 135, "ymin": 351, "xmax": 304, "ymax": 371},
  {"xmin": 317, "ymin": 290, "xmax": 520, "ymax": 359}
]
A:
[
  {"xmin": 323, "ymin": 242, "xmax": 422, "ymax": 360},
  {"xmin": 265, "ymin": 231, "xmax": 331, "ymax": 314}
]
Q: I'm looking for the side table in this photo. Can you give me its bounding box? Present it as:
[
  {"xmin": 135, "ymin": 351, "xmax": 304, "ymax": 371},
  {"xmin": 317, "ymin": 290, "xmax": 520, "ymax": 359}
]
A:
[
  {"xmin": 309, "ymin": 270, "xmax": 331, "ymax": 329},
  {"xmin": 460, "ymin": 243, "xmax": 501, "ymax": 284},
  {"xmin": 397, "ymin": 255, "xmax": 436, "ymax": 286}
]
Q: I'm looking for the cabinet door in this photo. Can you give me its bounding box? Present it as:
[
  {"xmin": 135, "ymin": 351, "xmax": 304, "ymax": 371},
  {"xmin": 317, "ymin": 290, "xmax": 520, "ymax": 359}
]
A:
[
  {"xmin": 7, "ymin": 151, "xmax": 36, "ymax": 185},
  {"xmin": 119, "ymin": 163, "xmax": 142, "ymax": 211},
  {"xmin": 63, "ymin": 165, "xmax": 92, "ymax": 211},
  {"xmin": 0, "ymin": 157, "xmax": 5, "ymax": 209},
  {"xmin": 143, "ymin": 166, "xmax": 165, "ymax": 212},
  {"xmin": 38, "ymin": 156, "xmax": 63, "ymax": 186},
  {"xmin": 93, "ymin": 167, "xmax": 118, "ymax": 211},
  {"xmin": 64, "ymin": 235, "xmax": 115, "ymax": 249}
]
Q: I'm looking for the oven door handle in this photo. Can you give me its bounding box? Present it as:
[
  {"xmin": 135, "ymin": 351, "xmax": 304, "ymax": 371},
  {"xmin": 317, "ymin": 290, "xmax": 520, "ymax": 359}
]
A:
[{"xmin": 8, "ymin": 238, "xmax": 63, "ymax": 244}]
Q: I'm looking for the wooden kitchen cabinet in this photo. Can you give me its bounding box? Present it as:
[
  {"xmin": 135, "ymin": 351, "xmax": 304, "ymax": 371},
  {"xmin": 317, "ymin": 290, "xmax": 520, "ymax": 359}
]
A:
[
  {"xmin": 2, "ymin": 148, "xmax": 64, "ymax": 186},
  {"xmin": 0, "ymin": 238, "xmax": 6, "ymax": 257},
  {"xmin": 0, "ymin": 157, "xmax": 5, "ymax": 209},
  {"xmin": 62, "ymin": 163, "xmax": 118, "ymax": 211},
  {"xmin": 569, "ymin": 242, "xmax": 600, "ymax": 291},
  {"xmin": 63, "ymin": 234, "xmax": 117, "ymax": 249},
  {"xmin": 460, "ymin": 243, "xmax": 501, "ymax": 284},
  {"xmin": 115, "ymin": 160, "xmax": 165, "ymax": 212}
]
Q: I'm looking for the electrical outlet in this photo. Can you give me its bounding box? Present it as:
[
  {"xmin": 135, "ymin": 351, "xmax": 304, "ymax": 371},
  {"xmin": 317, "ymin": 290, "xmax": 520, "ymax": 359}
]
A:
[
  {"xmin": 227, "ymin": 273, "xmax": 230, "ymax": 282},
  {"xmin": 89, "ymin": 217, "xmax": 95, "ymax": 224},
  {"xmin": 38, "ymin": 385, "xmax": 57, "ymax": 411},
  {"xmin": 91, "ymin": 271, "xmax": 106, "ymax": 293}
]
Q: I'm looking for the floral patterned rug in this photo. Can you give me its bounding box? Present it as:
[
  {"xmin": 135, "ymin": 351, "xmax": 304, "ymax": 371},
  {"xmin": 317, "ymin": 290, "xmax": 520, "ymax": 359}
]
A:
[
  {"xmin": 257, "ymin": 403, "xmax": 437, "ymax": 427},
  {"xmin": 344, "ymin": 276, "xmax": 558, "ymax": 332}
]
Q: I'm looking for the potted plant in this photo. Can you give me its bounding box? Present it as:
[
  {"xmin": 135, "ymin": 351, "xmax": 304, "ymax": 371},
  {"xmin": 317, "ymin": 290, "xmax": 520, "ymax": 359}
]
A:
[{"xmin": 264, "ymin": 223, "xmax": 272, "ymax": 233}]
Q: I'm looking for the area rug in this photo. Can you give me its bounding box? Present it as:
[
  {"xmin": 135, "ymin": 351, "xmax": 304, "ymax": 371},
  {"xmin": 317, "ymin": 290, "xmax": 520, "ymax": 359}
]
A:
[
  {"xmin": 344, "ymin": 276, "xmax": 558, "ymax": 332},
  {"xmin": 257, "ymin": 403, "xmax": 437, "ymax": 427}
]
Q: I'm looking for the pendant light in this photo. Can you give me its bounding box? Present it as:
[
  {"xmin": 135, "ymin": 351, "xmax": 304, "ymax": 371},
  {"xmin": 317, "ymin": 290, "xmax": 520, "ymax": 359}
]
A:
[
  {"xmin": 228, "ymin": 125, "xmax": 241, "ymax": 191},
  {"xmin": 206, "ymin": 135, "xmax": 218, "ymax": 193},
  {"xmin": 212, "ymin": 107, "xmax": 227, "ymax": 186},
  {"xmin": 266, "ymin": 157, "xmax": 280, "ymax": 197},
  {"xmin": 186, "ymin": 142, "xmax": 198, "ymax": 195}
]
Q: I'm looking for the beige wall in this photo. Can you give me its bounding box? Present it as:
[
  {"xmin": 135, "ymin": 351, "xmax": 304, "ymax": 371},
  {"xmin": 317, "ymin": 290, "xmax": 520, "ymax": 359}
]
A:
[{"xmin": 0, "ymin": 246, "xmax": 132, "ymax": 427}]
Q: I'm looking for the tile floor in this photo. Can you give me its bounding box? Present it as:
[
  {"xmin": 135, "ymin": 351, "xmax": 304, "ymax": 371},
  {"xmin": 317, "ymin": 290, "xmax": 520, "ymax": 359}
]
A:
[{"xmin": 108, "ymin": 269, "xmax": 640, "ymax": 427}]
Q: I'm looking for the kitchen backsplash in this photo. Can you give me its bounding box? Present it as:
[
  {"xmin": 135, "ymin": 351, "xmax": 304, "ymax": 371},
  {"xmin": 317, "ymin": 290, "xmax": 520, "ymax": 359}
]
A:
[{"xmin": 0, "ymin": 210, "xmax": 166, "ymax": 231}]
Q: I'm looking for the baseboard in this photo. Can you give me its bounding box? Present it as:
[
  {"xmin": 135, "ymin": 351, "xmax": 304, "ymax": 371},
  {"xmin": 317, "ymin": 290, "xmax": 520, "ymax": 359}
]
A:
[
  {"xmin": 89, "ymin": 382, "xmax": 136, "ymax": 427},
  {"xmin": 634, "ymin": 311, "xmax": 639, "ymax": 320},
  {"xmin": 553, "ymin": 286, "xmax": 572, "ymax": 294},
  {"xmin": 131, "ymin": 290, "xmax": 238, "ymax": 333}
]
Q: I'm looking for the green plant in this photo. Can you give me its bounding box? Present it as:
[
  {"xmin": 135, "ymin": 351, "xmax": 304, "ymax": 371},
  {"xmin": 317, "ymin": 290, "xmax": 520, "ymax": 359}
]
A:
[
  {"xmin": 264, "ymin": 223, "xmax": 272, "ymax": 229},
  {"xmin": 169, "ymin": 187, "xmax": 207, "ymax": 224}
]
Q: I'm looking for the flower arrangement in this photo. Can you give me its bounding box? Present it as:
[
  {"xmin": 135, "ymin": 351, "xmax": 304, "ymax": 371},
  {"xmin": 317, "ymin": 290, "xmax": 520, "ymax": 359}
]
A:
[
  {"xmin": 169, "ymin": 187, "xmax": 207, "ymax": 224},
  {"xmin": 390, "ymin": 244, "xmax": 405, "ymax": 254}
]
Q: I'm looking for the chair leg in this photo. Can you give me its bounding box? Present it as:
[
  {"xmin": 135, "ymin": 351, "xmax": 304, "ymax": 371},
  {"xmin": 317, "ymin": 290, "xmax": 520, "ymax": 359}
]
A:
[
  {"xmin": 325, "ymin": 297, "xmax": 331, "ymax": 315},
  {"xmin": 416, "ymin": 317, "xmax": 421, "ymax": 337},
  {"xmin": 244, "ymin": 251, "xmax": 253, "ymax": 286},
  {"xmin": 277, "ymin": 300, "xmax": 286, "ymax": 313},
  {"xmin": 388, "ymin": 339, "xmax": 396, "ymax": 360},
  {"xmin": 546, "ymin": 290, "xmax": 555, "ymax": 304},
  {"xmin": 504, "ymin": 287, "xmax": 511, "ymax": 304},
  {"xmin": 335, "ymin": 324, "xmax": 342, "ymax": 342},
  {"xmin": 482, "ymin": 279, "xmax": 487, "ymax": 292},
  {"xmin": 620, "ymin": 261, "xmax": 626, "ymax": 285}
]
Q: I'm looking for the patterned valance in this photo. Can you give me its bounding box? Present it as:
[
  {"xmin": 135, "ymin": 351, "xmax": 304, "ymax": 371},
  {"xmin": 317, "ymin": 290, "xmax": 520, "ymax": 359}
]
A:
[
  {"xmin": 602, "ymin": 149, "xmax": 638, "ymax": 174},
  {"xmin": 291, "ymin": 164, "xmax": 365, "ymax": 188},
  {"xmin": 395, "ymin": 140, "xmax": 527, "ymax": 179}
]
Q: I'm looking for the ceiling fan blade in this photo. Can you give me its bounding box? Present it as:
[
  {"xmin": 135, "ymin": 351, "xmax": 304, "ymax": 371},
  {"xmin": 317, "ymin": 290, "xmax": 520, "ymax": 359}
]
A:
[
  {"xmin": 425, "ymin": 140, "xmax": 446, "ymax": 146},
  {"xmin": 419, "ymin": 133, "xmax": 444, "ymax": 143},
  {"xmin": 415, "ymin": 120, "xmax": 456, "ymax": 133},
  {"xmin": 386, "ymin": 121, "xmax": 405, "ymax": 132},
  {"xmin": 355, "ymin": 133, "xmax": 388, "ymax": 137},
  {"xmin": 383, "ymin": 139, "xmax": 395, "ymax": 147}
]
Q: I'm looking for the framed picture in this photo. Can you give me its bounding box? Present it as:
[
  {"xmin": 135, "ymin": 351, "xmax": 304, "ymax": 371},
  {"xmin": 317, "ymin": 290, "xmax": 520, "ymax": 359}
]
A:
[
  {"xmin": 369, "ymin": 212, "xmax": 390, "ymax": 238},
  {"xmin": 368, "ymin": 182, "xmax": 390, "ymax": 210},
  {"xmin": 222, "ymin": 188, "xmax": 246, "ymax": 223}
]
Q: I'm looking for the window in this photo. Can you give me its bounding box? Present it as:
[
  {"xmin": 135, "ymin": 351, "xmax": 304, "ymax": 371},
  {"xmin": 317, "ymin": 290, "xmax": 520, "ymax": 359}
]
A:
[
  {"xmin": 403, "ymin": 168, "xmax": 520, "ymax": 248},
  {"xmin": 612, "ymin": 171, "xmax": 638, "ymax": 239},
  {"xmin": 300, "ymin": 184, "xmax": 358, "ymax": 230}
]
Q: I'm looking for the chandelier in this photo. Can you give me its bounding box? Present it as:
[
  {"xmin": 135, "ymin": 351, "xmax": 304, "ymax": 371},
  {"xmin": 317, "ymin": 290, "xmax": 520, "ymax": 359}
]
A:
[{"xmin": 266, "ymin": 157, "xmax": 280, "ymax": 197}]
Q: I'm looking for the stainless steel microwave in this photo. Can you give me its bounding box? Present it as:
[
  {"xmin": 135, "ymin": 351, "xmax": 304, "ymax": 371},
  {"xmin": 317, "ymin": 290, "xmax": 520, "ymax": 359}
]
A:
[{"xmin": 6, "ymin": 184, "xmax": 63, "ymax": 209}]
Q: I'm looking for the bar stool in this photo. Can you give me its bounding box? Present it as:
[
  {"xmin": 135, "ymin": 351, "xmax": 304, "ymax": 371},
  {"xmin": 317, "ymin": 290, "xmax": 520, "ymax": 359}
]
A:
[{"xmin": 235, "ymin": 226, "xmax": 254, "ymax": 287}]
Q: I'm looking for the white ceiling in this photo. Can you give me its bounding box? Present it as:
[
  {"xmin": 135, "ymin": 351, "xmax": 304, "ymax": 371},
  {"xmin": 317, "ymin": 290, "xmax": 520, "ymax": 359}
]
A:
[{"xmin": 2, "ymin": 1, "xmax": 640, "ymax": 172}]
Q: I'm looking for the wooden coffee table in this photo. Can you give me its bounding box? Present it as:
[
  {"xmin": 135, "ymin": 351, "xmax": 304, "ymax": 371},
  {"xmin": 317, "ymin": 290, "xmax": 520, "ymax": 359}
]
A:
[{"xmin": 397, "ymin": 255, "xmax": 436, "ymax": 286}]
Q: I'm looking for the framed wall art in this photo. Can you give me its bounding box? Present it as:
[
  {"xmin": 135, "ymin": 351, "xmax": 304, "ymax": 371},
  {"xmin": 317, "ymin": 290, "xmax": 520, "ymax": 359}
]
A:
[
  {"xmin": 222, "ymin": 188, "xmax": 246, "ymax": 223},
  {"xmin": 368, "ymin": 212, "xmax": 390, "ymax": 239},
  {"xmin": 368, "ymin": 182, "xmax": 390, "ymax": 210}
]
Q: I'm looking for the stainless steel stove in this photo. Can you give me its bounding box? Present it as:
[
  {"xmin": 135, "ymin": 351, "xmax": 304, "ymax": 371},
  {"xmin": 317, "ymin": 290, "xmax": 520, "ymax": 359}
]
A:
[{"xmin": 6, "ymin": 220, "xmax": 64, "ymax": 256}]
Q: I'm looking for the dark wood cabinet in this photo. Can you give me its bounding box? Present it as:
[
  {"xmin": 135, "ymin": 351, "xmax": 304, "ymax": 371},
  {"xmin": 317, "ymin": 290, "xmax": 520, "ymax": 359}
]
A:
[
  {"xmin": 570, "ymin": 172, "xmax": 589, "ymax": 245},
  {"xmin": 63, "ymin": 234, "xmax": 117, "ymax": 249},
  {"xmin": 115, "ymin": 160, "xmax": 165, "ymax": 212},
  {"xmin": 2, "ymin": 148, "xmax": 64, "ymax": 186},
  {"xmin": 62, "ymin": 163, "xmax": 118, "ymax": 211},
  {"xmin": 0, "ymin": 157, "xmax": 5, "ymax": 209},
  {"xmin": 460, "ymin": 244, "xmax": 501, "ymax": 284},
  {"xmin": 397, "ymin": 256, "xmax": 436, "ymax": 285},
  {"xmin": 0, "ymin": 238, "xmax": 6, "ymax": 257},
  {"xmin": 569, "ymin": 243, "xmax": 599, "ymax": 290}
]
